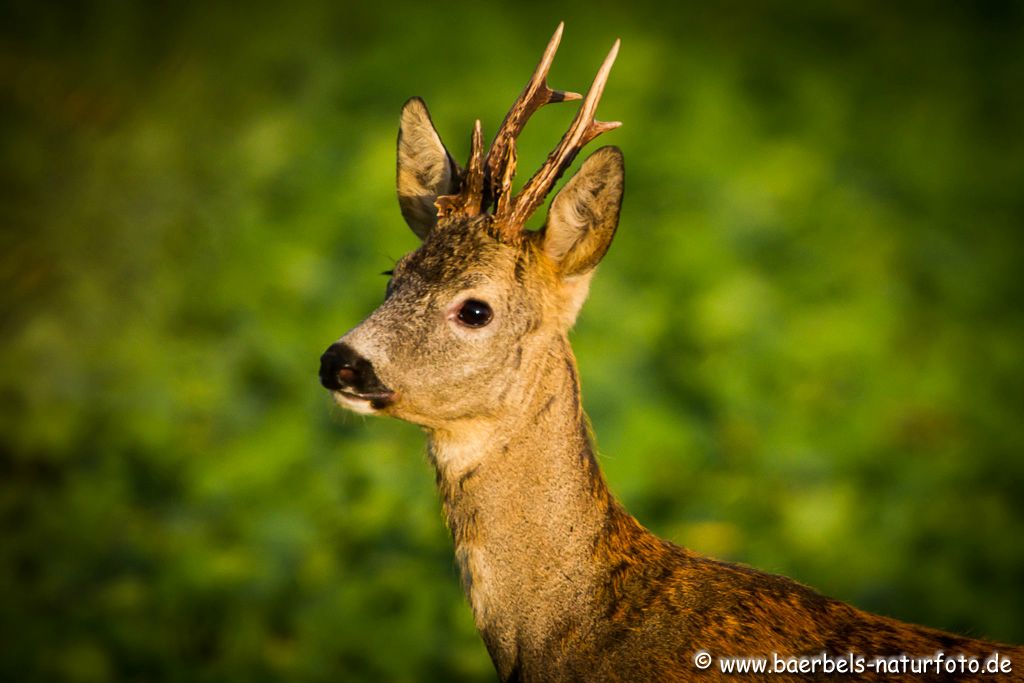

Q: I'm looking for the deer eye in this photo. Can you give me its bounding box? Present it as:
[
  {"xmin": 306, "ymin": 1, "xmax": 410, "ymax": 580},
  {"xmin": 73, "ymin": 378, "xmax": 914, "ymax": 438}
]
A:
[{"xmin": 456, "ymin": 299, "xmax": 493, "ymax": 328}]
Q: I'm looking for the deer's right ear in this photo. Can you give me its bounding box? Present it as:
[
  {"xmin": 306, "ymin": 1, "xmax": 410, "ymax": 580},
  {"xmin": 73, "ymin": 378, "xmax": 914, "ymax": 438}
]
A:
[{"xmin": 396, "ymin": 98, "xmax": 460, "ymax": 240}]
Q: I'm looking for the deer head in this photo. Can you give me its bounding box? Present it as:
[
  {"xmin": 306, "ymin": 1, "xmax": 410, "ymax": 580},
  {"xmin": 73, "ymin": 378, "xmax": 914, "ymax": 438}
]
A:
[{"xmin": 320, "ymin": 24, "xmax": 623, "ymax": 441}]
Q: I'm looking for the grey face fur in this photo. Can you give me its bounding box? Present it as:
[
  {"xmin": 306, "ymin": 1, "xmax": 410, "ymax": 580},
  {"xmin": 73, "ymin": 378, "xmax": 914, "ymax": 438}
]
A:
[{"xmin": 336, "ymin": 217, "xmax": 547, "ymax": 429}]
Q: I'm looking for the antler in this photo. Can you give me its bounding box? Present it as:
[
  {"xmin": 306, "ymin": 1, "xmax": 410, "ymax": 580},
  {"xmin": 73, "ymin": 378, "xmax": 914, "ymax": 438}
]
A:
[
  {"xmin": 435, "ymin": 24, "xmax": 620, "ymax": 239},
  {"xmin": 501, "ymin": 39, "xmax": 620, "ymax": 232},
  {"xmin": 484, "ymin": 22, "xmax": 581, "ymax": 212},
  {"xmin": 436, "ymin": 120, "xmax": 485, "ymax": 218}
]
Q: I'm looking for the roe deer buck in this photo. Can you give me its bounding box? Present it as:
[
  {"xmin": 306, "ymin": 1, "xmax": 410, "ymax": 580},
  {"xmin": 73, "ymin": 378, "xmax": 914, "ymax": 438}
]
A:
[{"xmin": 319, "ymin": 24, "xmax": 1022, "ymax": 682}]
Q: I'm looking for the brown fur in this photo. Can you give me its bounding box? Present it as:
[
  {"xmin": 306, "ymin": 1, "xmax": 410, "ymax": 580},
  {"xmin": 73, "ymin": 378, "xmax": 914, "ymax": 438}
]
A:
[
  {"xmin": 322, "ymin": 32, "xmax": 1023, "ymax": 683},
  {"xmin": 427, "ymin": 340, "xmax": 1021, "ymax": 682}
]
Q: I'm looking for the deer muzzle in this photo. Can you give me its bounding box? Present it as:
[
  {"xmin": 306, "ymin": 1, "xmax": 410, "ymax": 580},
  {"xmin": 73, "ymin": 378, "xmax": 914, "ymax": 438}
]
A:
[{"xmin": 319, "ymin": 341, "xmax": 395, "ymax": 410}]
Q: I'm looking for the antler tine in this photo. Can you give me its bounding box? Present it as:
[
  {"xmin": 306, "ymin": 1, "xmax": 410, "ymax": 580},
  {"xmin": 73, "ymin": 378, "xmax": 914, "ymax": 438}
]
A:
[
  {"xmin": 504, "ymin": 38, "xmax": 621, "ymax": 230},
  {"xmin": 485, "ymin": 22, "xmax": 582, "ymax": 208},
  {"xmin": 436, "ymin": 120, "xmax": 485, "ymax": 219}
]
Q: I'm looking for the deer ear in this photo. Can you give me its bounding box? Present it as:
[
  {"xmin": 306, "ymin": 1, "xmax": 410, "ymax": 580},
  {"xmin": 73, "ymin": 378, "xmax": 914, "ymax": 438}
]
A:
[
  {"xmin": 396, "ymin": 98, "xmax": 460, "ymax": 240},
  {"xmin": 541, "ymin": 146, "xmax": 624, "ymax": 277}
]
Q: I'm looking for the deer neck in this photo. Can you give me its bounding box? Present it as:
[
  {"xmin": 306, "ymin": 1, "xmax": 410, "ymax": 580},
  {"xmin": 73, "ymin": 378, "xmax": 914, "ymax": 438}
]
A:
[{"xmin": 427, "ymin": 336, "xmax": 633, "ymax": 677}]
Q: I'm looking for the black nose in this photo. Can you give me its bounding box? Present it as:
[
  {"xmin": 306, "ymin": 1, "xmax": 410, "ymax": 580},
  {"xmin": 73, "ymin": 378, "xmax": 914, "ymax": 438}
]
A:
[
  {"xmin": 319, "ymin": 342, "xmax": 391, "ymax": 398},
  {"xmin": 319, "ymin": 342, "xmax": 359, "ymax": 391}
]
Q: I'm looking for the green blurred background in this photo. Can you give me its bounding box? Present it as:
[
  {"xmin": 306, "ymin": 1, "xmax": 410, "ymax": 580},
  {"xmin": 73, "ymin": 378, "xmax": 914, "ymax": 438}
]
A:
[{"xmin": 2, "ymin": 0, "xmax": 1023, "ymax": 680}]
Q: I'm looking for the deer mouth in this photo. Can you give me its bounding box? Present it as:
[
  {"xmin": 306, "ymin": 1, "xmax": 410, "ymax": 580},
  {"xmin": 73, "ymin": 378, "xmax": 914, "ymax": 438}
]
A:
[{"xmin": 334, "ymin": 389, "xmax": 396, "ymax": 411}]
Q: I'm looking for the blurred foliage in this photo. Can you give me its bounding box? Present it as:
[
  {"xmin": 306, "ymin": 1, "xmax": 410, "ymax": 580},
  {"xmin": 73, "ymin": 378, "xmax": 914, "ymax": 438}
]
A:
[{"xmin": 2, "ymin": 0, "xmax": 1023, "ymax": 680}]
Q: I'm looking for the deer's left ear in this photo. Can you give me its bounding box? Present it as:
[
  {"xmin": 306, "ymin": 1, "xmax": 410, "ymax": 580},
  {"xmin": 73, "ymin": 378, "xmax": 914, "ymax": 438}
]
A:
[{"xmin": 541, "ymin": 146, "xmax": 624, "ymax": 277}]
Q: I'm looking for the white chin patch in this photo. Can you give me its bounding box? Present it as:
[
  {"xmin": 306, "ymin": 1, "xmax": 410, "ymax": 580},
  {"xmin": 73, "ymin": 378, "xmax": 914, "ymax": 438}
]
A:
[{"xmin": 332, "ymin": 392, "xmax": 380, "ymax": 416}]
